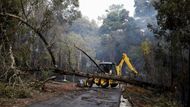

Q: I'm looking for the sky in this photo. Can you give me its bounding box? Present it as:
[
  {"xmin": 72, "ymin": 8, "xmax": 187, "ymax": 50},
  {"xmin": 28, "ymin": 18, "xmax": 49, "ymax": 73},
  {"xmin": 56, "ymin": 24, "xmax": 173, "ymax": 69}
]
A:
[{"xmin": 79, "ymin": 0, "xmax": 135, "ymax": 24}]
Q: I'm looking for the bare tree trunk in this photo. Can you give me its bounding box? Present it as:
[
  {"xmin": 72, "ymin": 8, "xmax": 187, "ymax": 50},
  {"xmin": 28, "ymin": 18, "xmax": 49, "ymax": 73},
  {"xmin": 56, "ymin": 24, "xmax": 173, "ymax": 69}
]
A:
[
  {"xmin": 9, "ymin": 46, "xmax": 15, "ymax": 69},
  {"xmin": 77, "ymin": 51, "xmax": 81, "ymax": 71}
]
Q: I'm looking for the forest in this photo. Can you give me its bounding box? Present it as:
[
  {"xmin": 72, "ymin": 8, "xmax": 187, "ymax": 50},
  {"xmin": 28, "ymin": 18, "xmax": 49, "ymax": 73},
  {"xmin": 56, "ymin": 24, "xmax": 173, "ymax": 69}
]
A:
[{"xmin": 0, "ymin": 0, "xmax": 189, "ymax": 107}]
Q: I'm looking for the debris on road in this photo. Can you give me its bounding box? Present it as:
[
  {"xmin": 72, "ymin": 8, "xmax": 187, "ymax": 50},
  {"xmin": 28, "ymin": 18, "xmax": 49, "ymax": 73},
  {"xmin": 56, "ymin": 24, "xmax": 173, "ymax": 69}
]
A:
[{"xmin": 42, "ymin": 81, "xmax": 81, "ymax": 92}]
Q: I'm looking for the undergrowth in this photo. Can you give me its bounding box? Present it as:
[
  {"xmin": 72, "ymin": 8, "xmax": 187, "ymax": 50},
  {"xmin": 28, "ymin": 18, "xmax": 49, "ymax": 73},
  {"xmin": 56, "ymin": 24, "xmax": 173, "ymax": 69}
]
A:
[
  {"xmin": 0, "ymin": 82, "xmax": 31, "ymax": 98},
  {"xmin": 123, "ymin": 85, "xmax": 182, "ymax": 107}
]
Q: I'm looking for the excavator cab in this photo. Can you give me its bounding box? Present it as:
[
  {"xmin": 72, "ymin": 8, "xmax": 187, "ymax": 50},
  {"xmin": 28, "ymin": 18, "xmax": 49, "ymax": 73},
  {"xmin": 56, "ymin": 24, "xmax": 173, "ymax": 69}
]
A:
[
  {"xmin": 99, "ymin": 62, "xmax": 115, "ymax": 74},
  {"xmin": 94, "ymin": 62, "xmax": 118, "ymax": 88}
]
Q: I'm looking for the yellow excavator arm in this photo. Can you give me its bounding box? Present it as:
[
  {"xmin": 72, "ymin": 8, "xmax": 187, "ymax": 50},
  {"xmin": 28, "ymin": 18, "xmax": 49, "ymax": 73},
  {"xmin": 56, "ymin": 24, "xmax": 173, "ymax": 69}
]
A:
[{"xmin": 116, "ymin": 53, "xmax": 138, "ymax": 76}]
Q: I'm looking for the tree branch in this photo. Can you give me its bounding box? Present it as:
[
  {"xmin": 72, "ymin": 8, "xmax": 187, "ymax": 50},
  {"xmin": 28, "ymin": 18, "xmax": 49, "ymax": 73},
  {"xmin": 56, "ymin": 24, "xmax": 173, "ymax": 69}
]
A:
[
  {"xmin": 74, "ymin": 45, "xmax": 105, "ymax": 73},
  {"xmin": 20, "ymin": 0, "xmax": 27, "ymax": 20},
  {"xmin": 0, "ymin": 12, "xmax": 56, "ymax": 67}
]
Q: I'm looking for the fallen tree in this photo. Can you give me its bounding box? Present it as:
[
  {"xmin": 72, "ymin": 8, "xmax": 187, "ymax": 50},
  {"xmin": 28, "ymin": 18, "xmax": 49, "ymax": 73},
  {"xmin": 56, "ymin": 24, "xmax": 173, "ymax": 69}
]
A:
[
  {"xmin": 23, "ymin": 67, "xmax": 171, "ymax": 92},
  {"xmin": 53, "ymin": 69, "xmax": 171, "ymax": 91}
]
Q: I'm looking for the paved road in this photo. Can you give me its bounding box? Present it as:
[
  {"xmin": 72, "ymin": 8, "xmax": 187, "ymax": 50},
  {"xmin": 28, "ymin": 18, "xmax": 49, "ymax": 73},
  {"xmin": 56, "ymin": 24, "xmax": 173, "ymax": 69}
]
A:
[{"xmin": 28, "ymin": 87, "xmax": 121, "ymax": 107}]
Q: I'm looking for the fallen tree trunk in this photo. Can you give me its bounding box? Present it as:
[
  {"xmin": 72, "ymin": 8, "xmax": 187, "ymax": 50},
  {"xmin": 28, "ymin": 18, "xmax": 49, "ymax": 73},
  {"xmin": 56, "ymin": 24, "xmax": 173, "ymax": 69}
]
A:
[
  {"xmin": 54, "ymin": 69, "xmax": 171, "ymax": 91},
  {"xmin": 22, "ymin": 67, "xmax": 171, "ymax": 91}
]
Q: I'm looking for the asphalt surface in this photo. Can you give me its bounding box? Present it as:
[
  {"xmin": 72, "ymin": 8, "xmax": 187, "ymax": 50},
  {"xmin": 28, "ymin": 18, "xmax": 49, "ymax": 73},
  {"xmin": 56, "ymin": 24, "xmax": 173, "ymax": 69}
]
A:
[{"xmin": 28, "ymin": 87, "xmax": 121, "ymax": 107}]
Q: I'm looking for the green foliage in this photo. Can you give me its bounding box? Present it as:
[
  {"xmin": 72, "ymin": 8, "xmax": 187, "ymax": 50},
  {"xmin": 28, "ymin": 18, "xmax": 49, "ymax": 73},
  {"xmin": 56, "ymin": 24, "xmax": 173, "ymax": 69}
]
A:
[
  {"xmin": 152, "ymin": 0, "xmax": 190, "ymax": 106},
  {"xmin": 99, "ymin": 4, "xmax": 132, "ymax": 34},
  {"xmin": 69, "ymin": 17, "xmax": 98, "ymax": 36},
  {"xmin": 155, "ymin": 0, "xmax": 190, "ymax": 47},
  {"xmin": 0, "ymin": 82, "xmax": 31, "ymax": 98},
  {"xmin": 52, "ymin": 0, "xmax": 81, "ymax": 24},
  {"xmin": 0, "ymin": 1, "xmax": 82, "ymax": 98}
]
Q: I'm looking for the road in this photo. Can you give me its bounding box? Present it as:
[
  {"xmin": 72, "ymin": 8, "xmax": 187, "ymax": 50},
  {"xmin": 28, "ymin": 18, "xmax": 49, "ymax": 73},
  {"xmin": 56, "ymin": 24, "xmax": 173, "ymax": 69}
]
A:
[{"xmin": 28, "ymin": 87, "xmax": 122, "ymax": 107}]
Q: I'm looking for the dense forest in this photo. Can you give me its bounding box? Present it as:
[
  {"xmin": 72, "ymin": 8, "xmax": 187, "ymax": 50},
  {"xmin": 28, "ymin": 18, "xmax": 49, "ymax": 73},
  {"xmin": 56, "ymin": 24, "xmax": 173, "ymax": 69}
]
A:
[{"xmin": 0, "ymin": 0, "xmax": 189, "ymax": 107}]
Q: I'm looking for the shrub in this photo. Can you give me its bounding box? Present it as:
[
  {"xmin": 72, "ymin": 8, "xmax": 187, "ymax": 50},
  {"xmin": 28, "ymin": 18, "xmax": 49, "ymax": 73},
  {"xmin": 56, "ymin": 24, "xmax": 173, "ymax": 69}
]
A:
[{"xmin": 0, "ymin": 82, "xmax": 31, "ymax": 98}]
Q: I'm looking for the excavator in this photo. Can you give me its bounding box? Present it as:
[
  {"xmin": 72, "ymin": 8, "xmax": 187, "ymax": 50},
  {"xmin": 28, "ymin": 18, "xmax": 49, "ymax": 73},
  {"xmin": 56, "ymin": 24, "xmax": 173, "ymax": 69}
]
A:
[{"xmin": 79, "ymin": 53, "xmax": 138, "ymax": 88}]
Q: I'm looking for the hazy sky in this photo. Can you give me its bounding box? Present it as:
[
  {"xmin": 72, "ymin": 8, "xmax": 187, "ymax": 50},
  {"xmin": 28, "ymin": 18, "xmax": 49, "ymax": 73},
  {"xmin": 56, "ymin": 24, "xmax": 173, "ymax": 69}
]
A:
[{"xmin": 79, "ymin": 0, "xmax": 135, "ymax": 22}]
